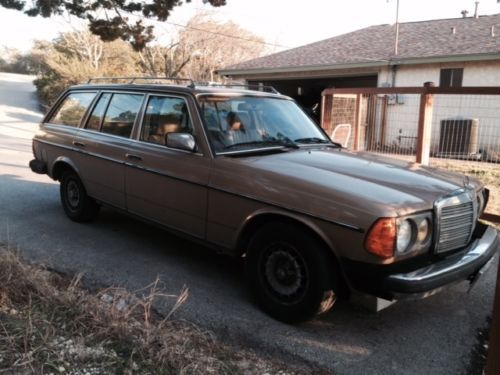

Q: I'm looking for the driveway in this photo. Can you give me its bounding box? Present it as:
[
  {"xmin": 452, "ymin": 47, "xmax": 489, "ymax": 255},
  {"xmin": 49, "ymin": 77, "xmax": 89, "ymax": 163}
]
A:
[{"xmin": 0, "ymin": 72, "xmax": 497, "ymax": 374}]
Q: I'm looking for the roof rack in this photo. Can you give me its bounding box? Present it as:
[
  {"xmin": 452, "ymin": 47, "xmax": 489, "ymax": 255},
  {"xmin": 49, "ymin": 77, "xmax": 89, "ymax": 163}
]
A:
[
  {"xmin": 87, "ymin": 76, "xmax": 195, "ymax": 87},
  {"xmin": 85, "ymin": 77, "xmax": 279, "ymax": 94},
  {"xmin": 195, "ymin": 81, "xmax": 280, "ymax": 94}
]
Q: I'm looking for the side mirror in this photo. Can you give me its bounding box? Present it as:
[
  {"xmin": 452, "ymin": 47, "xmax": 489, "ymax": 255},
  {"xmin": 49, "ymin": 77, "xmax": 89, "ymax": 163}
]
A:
[{"xmin": 165, "ymin": 133, "xmax": 197, "ymax": 152}]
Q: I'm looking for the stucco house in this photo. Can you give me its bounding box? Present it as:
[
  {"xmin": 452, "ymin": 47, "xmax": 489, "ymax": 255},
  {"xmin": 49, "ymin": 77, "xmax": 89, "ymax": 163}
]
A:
[
  {"xmin": 218, "ymin": 13, "xmax": 500, "ymax": 158},
  {"xmin": 218, "ymin": 13, "xmax": 500, "ymax": 104}
]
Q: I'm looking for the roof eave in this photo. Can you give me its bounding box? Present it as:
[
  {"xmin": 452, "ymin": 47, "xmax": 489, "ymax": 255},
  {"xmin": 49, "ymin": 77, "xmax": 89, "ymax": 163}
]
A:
[
  {"xmin": 218, "ymin": 53, "xmax": 500, "ymax": 77},
  {"xmin": 217, "ymin": 60, "xmax": 388, "ymax": 76},
  {"xmin": 393, "ymin": 52, "xmax": 500, "ymax": 65}
]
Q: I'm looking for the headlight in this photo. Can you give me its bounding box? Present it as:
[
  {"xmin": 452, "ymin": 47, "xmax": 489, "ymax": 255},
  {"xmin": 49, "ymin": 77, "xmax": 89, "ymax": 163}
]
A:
[
  {"xmin": 417, "ymin": 218, "xmax": 430, "ymax": 243},
  {"xmin": 396, "ymin": 219, "xmax": 413, "ymax": 253},
  {"xmin": 365, "ymin": 213, "xmax": 433, "ymax": 259}
]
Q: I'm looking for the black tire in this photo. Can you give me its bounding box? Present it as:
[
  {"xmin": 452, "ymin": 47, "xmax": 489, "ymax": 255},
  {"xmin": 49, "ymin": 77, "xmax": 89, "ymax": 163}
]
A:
[
  {"xmin": 246, "ymin": 222, "xmax": 337, "ymax": 323},
  {"xmin": 60, "ymin": 170, "xmax": 100, "ymax": 222}
]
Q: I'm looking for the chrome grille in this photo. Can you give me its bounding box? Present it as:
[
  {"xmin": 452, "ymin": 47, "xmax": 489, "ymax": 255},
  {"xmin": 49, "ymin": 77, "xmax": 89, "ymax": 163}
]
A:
[{"xmin": 436, "ymin": 193, "xmax": 475, "ymax": 253}]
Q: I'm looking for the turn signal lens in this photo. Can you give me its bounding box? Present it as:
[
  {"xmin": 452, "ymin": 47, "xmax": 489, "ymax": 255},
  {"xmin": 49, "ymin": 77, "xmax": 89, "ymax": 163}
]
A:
[{"xmin": 365, "ymin": 218, "xmax": 396, "ymax": 259}]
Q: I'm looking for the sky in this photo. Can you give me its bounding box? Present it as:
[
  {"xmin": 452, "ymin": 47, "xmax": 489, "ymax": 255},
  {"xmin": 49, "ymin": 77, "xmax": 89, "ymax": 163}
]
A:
[{"xmin": 1, "ymin": 0, "xmax": 500, "ymax": 53}]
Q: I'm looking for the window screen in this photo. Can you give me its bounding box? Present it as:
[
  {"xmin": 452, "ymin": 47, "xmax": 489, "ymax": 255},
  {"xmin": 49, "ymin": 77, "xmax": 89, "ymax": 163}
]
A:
[
  {"xmin": 101, "ymin": 93, "xmax": 144, "ymax": 138},
  {"xmin": 48, "ymin": 92, "xmax": 96, "ymax": 127}
]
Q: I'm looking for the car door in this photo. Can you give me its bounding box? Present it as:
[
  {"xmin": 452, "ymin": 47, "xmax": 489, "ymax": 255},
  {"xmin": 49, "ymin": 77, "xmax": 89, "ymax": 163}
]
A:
[
  {"xmin": 124, "ymin": 93, "xmax": 210, "ymax": 238},
  {"xmin": 73, "ymin": 91, "xmax": 145, "ymax": 209},
  {"xmin": 40, "ymin": 91, "xmax": 97, "ymax": 174}
]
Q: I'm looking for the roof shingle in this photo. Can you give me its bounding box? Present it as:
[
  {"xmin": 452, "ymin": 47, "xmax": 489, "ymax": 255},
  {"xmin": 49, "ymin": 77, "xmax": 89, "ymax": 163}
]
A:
[{"xmin": 222, "ymin": 14, "xmax": 500, "ymax": 72}]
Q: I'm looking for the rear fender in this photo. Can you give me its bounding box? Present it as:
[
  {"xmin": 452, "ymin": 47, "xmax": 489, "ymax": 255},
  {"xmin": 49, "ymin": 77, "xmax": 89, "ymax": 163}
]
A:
[{"xmin": 51, "ymin": 157, "xmax": 80, "ymax": 180}]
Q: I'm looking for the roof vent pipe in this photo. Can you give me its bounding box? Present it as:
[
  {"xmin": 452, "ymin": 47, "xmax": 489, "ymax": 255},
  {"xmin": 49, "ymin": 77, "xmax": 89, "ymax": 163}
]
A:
[
  {"xmin": 491, "ymin": 25, "xmax": 495, "ymax": 37},
  {"xmin": 451, "ymin": 27, "xmax": 456, "ymax": 34},
  {"xmin": 474, "ymin": 1, "xmax": 479, "ymax": 18},
  {"xmin": 461, "ymin": 10, "xmax": 469, "ymax": 18}
]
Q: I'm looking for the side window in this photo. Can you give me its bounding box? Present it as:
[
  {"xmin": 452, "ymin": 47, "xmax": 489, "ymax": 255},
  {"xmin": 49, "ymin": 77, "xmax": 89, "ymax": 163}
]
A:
[
  {"xmin": 48, "ymin": 92, "xmax": 96, "ymax": 127},
  {"xmin": 101, "ymin": 93, "xmax": 144, "ymax": 138},
  {"xmin": 141, "ymin": 96, "xmax": 192, "ymax": 145},
  {"xmin": 86, "ymin": 93, "xmax": 112, "ymax": 131}
]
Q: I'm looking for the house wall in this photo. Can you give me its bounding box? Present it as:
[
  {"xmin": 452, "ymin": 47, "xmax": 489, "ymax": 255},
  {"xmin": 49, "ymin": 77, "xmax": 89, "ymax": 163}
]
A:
[
  {"xmin": 375, "ymin": 61, "xmax": 500, "ymax": 154},
  {"xmin": 378, "ymin": 61, "xmax": 500, "ymax": 87}
]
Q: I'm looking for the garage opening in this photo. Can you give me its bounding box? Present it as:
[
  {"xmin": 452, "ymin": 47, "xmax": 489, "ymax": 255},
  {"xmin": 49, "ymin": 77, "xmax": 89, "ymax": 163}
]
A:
[{"xmin": 248, "ymin": 75, "xmax": 377, "ymax": 122}]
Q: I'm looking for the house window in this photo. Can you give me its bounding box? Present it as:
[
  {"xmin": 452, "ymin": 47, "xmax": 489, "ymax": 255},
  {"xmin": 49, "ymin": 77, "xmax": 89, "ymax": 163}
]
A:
[{"xmin": 440, "ymin": 68, "xmax": 463, "ymax": 87}]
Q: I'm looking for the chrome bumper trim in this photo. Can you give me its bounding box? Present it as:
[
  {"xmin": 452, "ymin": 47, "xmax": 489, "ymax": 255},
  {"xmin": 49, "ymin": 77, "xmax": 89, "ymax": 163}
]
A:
[{"xmin": 388, "ymin": 226, "xmax": 498, "ymax": 284}]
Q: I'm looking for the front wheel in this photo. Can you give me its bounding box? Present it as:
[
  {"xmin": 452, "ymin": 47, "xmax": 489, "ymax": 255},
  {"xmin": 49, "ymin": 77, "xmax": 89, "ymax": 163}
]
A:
[
  {"xmin": 60, "ymin": 170, "xmax": 100, "ymax": 222},
  {"xmin": 246, "ymin": 222, "xmax": 337, "ymax": 323}
]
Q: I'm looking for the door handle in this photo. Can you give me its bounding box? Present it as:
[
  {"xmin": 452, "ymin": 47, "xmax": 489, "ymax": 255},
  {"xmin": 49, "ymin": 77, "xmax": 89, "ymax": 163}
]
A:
[
  {"xmin": 126, "ymin": 153, "xmax": 142, "ymax": 161},
  {"xmin": 73, "ymin": 141, "xmax": 85, "ymax": 147}
]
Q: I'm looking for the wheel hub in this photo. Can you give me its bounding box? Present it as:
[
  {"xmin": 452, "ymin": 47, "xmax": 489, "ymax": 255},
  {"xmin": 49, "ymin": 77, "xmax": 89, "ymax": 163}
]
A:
[
  {"xmin": 263, "ymin": 246, "xmax": 307, "ymax": 300},
  {"xmin": 66, "ymin": 180, "xmax": 80, "ymax": 209}
]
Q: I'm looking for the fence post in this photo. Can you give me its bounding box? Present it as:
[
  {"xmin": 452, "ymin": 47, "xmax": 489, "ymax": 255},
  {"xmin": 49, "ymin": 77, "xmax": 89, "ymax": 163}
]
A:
[
  {"xmin": 416, "ymin": 82, "xmax": 434, "ymax": 165},
  {"xmin": 486, "ymin": 256, "xmax": 500, "ymax": 375},
  {"xmin": 321, "ymin": 94, "xmax": 333, "ymax": 132},
  {"xmin": 353, "ymin": 94, "xmax": 362, "ymax": 151}
]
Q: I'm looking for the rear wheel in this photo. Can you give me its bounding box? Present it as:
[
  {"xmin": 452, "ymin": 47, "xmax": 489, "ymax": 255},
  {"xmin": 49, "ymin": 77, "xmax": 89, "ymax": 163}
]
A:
[
  {"xmin": 60, "ymin": 170, "xmax": 100, "ymax": 222},
  {"xmin": 246, "ymin": 222, "xmax": 337, "ymax": 323}
]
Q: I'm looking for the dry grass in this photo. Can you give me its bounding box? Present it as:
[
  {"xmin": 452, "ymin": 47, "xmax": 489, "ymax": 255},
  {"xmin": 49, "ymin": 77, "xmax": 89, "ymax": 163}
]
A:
[{"xmin": 0, "ymin": 247, "xmax": 314, "ymax": 375}]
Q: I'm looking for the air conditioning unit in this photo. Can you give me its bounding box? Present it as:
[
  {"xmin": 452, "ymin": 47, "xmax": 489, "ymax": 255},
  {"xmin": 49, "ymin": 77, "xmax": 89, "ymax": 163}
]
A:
[{"xmin": 436, "ymin": 118, "xmax": 480, "ymax": 160}]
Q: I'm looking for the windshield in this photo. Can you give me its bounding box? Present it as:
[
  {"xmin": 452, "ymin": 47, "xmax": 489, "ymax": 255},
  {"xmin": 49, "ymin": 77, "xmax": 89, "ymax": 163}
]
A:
[{"xmin": 198, "ymin": 95, "xmax": 330, "ymax": 153}]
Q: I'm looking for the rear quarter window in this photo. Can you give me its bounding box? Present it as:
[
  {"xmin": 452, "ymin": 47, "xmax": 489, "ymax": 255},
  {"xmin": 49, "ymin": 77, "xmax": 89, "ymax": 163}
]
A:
[{"xmin": 48, "ymin": 92, "xmax": 96, "ymax": 127}]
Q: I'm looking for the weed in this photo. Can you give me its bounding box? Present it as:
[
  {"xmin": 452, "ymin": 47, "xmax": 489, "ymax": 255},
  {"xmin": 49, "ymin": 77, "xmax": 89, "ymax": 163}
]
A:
[{"xmin": 0, "ymin": 248, "xmax": 309, "ymax": 374}]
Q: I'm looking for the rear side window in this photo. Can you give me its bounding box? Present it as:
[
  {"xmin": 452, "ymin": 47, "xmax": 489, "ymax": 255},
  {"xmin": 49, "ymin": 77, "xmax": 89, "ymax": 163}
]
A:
[
  {"xmin": 86, "ymin": 93, "xmax": 112, "ymax": 131},
  {"xmin": 101, "ymin": 93, "xmax": 144, "ymax": 138},
  {"xmin": 48, "ymin": 92, "xmax": 96, "ymax": 127},
  {"xmin": 141, "ymin": 96, "xmax": 192, "ymax": 145}
]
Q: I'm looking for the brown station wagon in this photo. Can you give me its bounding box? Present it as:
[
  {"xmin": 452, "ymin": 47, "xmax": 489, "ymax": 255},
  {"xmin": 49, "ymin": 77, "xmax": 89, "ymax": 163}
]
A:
[{"xmin": 30, "ymin": 78, "xmax": 499, "ymax": 323}]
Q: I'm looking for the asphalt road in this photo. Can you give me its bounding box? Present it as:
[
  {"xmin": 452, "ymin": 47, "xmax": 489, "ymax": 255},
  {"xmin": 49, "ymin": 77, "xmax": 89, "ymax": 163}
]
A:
[{"xmin": 0, "ymin": 72, "xmax": 497, "ymax": 374}]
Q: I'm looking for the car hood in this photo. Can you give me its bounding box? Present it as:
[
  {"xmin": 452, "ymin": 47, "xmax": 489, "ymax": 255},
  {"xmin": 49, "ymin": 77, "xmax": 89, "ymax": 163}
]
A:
[{"xmin": 211, "ymin": 147, "xmax": 481, "ymax": 228}]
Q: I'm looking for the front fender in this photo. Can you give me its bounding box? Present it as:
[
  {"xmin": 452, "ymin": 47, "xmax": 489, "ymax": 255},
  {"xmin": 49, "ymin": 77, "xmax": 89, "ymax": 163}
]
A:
[{"xmin": 237, "ymin": 207, "xmax": 339, "ymax": 257}]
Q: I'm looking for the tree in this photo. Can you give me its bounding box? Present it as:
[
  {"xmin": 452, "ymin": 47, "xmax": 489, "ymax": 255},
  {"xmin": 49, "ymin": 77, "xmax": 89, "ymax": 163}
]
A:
[
  {"xmin": 176, "ymin": 14, "xmax": 266, "ymax": 81},
  {"xmin": 138, "ymin": 14, "xmax": 266, "ymax": 81},
  {"xmin": 138, "ymin": 41, "xmax": 194, "ymax": 78},
  {"xmin": 32, "ymin": 30, "xmax": 141, "ymax": 104},
  {"xmin": 0, "ymin": 46, "xmax": 39, "ymax": 74},
  {"xmin": 0, "ymin": 55, "xmax": 7, "ymax": 72},
  {"xmin": 0, "ymin": 0, "xmax": 226, "ymax": 51}
]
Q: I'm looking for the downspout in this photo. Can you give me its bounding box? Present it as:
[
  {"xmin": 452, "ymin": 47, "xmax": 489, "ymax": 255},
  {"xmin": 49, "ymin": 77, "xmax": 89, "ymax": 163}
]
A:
[{"xmin": 391, "ymin": 64, "xmax": 399, "ymax": 87}]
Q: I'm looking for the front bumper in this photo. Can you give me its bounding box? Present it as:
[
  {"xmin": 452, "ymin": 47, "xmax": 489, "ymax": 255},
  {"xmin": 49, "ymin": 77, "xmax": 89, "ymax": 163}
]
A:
[
  {"xmin": 343, "ymin": 223, "xmax": 499, "ymax": 300},
  {"xmin": 385, "ymin": 225, "xmax": 498, "ymax": 295}
]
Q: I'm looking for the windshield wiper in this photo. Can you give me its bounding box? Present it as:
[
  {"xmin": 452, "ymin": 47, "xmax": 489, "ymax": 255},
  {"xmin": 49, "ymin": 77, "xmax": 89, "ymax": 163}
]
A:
[
  {"xmin": 294, "ymin": 137, "xmax": 342, "ymax": 148},
  {"xmin": 223, "ymin": 138, "xmax": 299, "ymax": 150}
]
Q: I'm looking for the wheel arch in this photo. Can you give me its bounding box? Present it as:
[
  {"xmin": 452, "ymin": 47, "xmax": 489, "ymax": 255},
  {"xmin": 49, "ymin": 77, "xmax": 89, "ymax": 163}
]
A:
[
  {"xmin": 237, "ymin": 209, "xmax": 337, "ymax": 257},
  {"xmin": 51, "ymin": 157, "xmax": 80, "ymax": 181},
  {"xmin": 239, "ymin": 209, "xmax": 351, "ymax": 299}
]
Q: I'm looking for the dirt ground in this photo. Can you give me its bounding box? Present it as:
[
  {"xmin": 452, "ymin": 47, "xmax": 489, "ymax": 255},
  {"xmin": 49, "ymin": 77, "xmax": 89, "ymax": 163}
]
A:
[{"xmin": 429, "ymin": 159, "xmax": 500, "ymax": 219}]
